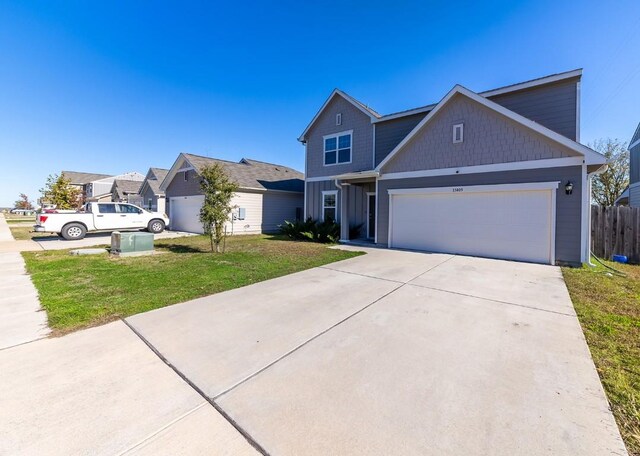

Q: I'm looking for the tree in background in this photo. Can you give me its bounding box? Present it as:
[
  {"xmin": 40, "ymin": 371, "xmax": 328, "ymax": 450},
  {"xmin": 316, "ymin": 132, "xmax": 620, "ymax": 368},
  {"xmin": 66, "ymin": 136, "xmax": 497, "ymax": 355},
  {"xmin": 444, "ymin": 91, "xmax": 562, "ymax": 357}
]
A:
[
  {"xmin": 40, "ymin": 174, "xmax": 81, "ymax": 209},
  {"xmin": 591, "ymin": 138, "xmax": 629, "ymax": 206},
  {"xmin": 198, "ymin": 164, "xmax": 238, "ymax": 253},
  {"xmin": 14, "ymin": 193, "xmax": 33, "ymax": 210}
]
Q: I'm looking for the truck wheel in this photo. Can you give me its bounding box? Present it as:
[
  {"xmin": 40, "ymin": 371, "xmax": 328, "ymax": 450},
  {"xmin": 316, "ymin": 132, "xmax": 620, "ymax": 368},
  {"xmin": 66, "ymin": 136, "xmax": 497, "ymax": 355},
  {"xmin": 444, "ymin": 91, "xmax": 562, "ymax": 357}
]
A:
[
  {"xmin": 61, "ymin": 223, "xmax": 87, "ymax": 240},
  {"xmin": 147, "ymin": 219, "xmax": 165, "ymax": 234}
]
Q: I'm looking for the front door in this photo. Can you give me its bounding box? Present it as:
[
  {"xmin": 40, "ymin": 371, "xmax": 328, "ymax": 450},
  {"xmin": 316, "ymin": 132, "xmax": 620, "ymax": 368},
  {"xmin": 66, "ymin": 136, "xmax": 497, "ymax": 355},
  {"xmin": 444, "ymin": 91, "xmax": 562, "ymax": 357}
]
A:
[{"xmin": 367, "ymin": 193, "xmax": 376, "ymax": 239}]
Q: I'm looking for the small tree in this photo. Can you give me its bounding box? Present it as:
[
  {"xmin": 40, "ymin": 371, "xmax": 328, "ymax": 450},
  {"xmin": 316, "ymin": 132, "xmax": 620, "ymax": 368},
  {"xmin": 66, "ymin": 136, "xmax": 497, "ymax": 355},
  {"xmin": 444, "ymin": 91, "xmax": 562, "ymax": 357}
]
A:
[
  {"xmin": 14, "ymin": 193, "xmax": 33, "ymax": 210},
  {"xmin": 198, "ymin": 164, "xmax": 239, "ymax": 253},
  {"xmin": 40, "ymin": 174, "xmax": 81, "ymax": 209},
  {"xmin": 590, "ymin": 138, "xmax": 629, "ymax": 206}
]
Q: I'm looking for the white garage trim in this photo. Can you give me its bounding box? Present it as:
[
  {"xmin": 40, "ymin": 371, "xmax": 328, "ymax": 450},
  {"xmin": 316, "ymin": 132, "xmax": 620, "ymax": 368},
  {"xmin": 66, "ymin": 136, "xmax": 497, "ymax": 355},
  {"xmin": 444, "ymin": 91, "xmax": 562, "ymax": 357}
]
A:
[{"xmin": 387, "ymin": 182, "xmax": 558, "ymax": 264}]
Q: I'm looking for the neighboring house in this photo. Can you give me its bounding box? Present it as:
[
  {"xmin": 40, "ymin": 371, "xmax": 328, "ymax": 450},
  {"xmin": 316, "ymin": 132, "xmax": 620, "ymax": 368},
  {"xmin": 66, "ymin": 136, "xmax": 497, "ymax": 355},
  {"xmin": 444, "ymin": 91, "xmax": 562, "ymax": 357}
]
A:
[
  {"xmin": 629, "ymin": 122, "xmax": 640, "ymax": 207},
  {"xmin": 299, "ymin": 69, "xmax": 606, "ymax": 266},
  {"xmin": 111, "ymin": 179, "xmax": 144, "ymax": 203},
  {"xmin": 139, "ymin": 168, "xmax": 169, "ymax": 213},
  {"xmin": 615, "ymin": 186, "xmax": 629, "ymax": 206},
  {"xmin": 162, "ymin": 153, "xmax": 304, "ymax": 234},
  {"xmin": 61, "ymin": 171, "xmax": 112, "ymax": 202}
]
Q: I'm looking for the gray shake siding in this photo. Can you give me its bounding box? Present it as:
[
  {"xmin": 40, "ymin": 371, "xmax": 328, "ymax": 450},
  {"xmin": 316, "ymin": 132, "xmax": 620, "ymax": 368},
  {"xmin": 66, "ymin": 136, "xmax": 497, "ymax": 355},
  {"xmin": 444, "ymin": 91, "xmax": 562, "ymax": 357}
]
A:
[
  {"xmin": 488, "ymin": 78, "xmax": 579, "ymax": 141},
  {"xmin": 374, "ymin": 113, "xmax": 426, "ymax": 167},
  {"xmin": 141, "ymin": 186, "xmax": 156, "ymax": 209},
  {"xmin": 377, "ymin": 166, "xmax": 583, "ymax": 265},
  {"xmin": 383, "ymin": 94, "xmax": 579, "ymax": 174},
  {"xmin": 305, "ymin": 96, "xmax": 374, "ymax": 178}
]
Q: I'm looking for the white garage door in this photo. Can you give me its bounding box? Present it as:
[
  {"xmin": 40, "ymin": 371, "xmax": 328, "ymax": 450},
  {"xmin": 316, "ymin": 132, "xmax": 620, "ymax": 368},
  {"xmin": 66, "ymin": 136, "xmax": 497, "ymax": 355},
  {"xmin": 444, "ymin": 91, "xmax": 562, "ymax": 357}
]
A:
[
  {"xmin": 169, "ymin": 195, "xmax": 205, "ymax": 234},
  {"xmin": 388, "ymin": 183, "xmax": 557, "ymax": 264}
]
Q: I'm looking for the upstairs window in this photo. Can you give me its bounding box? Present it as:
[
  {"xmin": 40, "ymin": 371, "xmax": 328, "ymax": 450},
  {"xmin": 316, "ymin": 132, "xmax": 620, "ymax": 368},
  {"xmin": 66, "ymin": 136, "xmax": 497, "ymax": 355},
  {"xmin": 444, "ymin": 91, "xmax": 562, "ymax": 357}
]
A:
[
  {"xmin": 453, "ymin": 123, "xmax": 464, "ymax": 143},
  {"xmin": 336, "ymin": 113, "xmax": 342, "ymax": 126},
  {"xmin": 324, "ymin": 131, "xmax": 352, "ymax": 166}
]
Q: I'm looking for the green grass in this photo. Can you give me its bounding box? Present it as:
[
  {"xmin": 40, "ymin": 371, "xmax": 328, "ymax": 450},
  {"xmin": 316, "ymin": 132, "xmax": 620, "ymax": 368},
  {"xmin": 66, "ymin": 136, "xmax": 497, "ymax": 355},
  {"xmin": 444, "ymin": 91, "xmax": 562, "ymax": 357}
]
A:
[
  {"xmin": 9, "ymin": 226, "xmax": 51, "ymax": 241},
  {"xmin": 23, "ymin": 234, "xmax": 362, "ymax": 334},
  {"xmin": 563, "ymin": 260, "xmax": 640, "ymax": 455}
]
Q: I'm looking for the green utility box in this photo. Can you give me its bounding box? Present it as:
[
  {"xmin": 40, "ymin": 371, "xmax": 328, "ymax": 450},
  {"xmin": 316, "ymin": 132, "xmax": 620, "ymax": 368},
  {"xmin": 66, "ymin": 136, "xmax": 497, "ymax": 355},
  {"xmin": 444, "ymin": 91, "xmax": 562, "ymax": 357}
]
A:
[{"xmin": 111, "ymin": 231, "xmax": 154, "ymax": 256}]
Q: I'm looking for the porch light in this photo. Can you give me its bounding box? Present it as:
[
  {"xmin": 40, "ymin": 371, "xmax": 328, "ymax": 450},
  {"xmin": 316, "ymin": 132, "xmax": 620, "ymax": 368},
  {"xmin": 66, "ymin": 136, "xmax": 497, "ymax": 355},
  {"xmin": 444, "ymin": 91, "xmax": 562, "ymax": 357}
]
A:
[{"xmin": 565, "ymin": 181, "xmax": 573, "ymax": 195}]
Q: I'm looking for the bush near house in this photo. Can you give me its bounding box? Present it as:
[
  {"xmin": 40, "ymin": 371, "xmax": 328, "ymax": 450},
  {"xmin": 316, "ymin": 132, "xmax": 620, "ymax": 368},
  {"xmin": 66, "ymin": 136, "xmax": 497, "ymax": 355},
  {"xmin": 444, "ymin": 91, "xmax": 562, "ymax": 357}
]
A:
[{"xmin": 279, "ymin": 218, "xmax": 340, "ymax": 243}]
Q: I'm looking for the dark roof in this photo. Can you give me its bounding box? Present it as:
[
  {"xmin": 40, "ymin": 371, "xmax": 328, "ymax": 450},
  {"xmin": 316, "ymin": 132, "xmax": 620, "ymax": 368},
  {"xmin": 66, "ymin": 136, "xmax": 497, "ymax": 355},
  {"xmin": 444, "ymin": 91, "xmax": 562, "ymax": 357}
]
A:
[
  {"xmin": 112, "ymin": 179, "xmax": 143, "ymax": 199},
  {"xmin": 183, "ymin": 154, "xmax": 304, "ymax": 192},
  {"xmin": 149, "ymin": 168, "xmax": 169, "ymax": 181},
  {"xmin": 143, "ymin": 168, "xmax": 169, "ymax": 195},
  {"xmin": 631, "ymin": 123, "xmax": 640, "ymax": 146},
  {"xmin": 61, "ymin": 171, "xmax": 112, "ymax": 185}
]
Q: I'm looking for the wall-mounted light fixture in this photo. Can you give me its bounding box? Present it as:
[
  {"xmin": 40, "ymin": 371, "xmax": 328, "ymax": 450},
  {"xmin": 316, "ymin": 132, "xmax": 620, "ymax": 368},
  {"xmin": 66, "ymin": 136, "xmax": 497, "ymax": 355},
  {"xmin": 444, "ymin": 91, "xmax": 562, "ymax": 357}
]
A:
[{"xmin": 565, "ymin": 181, "xmax": 573, "ymax": 195}]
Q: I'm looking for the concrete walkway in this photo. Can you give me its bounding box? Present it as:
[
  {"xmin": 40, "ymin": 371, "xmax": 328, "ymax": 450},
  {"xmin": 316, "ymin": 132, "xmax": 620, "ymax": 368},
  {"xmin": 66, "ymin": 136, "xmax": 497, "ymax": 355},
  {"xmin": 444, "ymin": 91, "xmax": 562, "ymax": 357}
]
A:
[
  {"xmin": 0, "ymin": 215, "xmax": 50, "ymax": 349},
  {"xmin": 0, "ymin": 248, "xmax": 628, "ymax": 455}
]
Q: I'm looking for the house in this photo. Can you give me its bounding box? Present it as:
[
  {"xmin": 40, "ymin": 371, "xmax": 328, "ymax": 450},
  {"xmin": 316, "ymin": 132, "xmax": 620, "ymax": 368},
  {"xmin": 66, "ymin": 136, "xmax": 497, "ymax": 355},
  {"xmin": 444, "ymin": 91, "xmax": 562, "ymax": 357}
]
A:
[
  {"xmin": 62, "ymin": 171, "xmax": 146, "ymax": 202},
  {"xmin": 299, "ymin": 69, "xmax": 606, "ymax": 266},
  {"xmin": 162, "ymin": 153, "xmax": 304, "ymax": 234},
  {"xmin": 615, "ymin": 186, "xmax": 629, "ymax": 206},
  {"xmin": 139, "ymin": 168, "xmax": 169, "ymax": 213},
  {"xmin": 628, "ymin": 123, "xmax": 640, "ymax": 206},
  {"xmin": 110, "ymin": 179, "xmax": 144, "ymax": 203},
  {"xmin": 61, "ymin": 171, "xmax": 112, "ymax": 202}
]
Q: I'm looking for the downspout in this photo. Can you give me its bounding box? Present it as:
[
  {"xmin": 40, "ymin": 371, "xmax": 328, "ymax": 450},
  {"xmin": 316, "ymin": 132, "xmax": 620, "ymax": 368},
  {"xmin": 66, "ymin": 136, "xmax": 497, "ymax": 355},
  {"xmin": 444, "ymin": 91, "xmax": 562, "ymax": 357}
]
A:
[
  {"xmin": 586, "ymin": 164, "xmax": 608, "ymax": 267},
  {"xmin": 334, "ymin": 179, "xmax": 350, "ymax": 240}
]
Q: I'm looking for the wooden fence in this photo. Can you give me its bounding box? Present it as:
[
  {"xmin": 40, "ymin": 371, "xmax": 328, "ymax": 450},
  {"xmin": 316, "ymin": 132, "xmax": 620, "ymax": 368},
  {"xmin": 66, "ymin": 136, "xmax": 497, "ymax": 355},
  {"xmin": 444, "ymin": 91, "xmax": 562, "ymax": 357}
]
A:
[{"xmin": 591, "ymin": 205, "xmax": 640, "ymax": 263}]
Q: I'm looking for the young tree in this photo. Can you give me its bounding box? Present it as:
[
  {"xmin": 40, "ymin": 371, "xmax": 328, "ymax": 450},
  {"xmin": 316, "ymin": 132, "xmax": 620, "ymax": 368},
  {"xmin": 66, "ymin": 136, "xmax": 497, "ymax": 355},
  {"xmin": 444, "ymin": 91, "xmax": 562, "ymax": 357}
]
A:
[
  {"xmin": 590, "ymin": 138, "xmax": 629, "ymax": 206},
  {"xmin": 14, "ymin": 193, "xmax": 34, "ymax": 210},
  {"xmin": 40, "ymin": 174, "xmax": 82, "ymax": 209},
  {"xmin": 198, "ymin": 163, "xmax": 239, "ymax": 253}
]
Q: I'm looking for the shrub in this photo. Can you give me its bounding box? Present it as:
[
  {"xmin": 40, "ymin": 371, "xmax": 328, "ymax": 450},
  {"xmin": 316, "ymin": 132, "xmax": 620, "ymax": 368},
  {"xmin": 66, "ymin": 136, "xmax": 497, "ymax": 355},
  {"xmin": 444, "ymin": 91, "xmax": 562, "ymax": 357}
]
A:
[{"xmin": 279, "ymin": 217, "xmax": 340, "ymax": 244}]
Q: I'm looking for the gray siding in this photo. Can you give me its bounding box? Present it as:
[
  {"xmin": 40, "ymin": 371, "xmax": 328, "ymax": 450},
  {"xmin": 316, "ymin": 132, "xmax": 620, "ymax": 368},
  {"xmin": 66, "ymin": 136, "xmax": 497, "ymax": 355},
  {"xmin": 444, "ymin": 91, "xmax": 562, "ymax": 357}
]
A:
[
  {"xmin": 305, "ymin": 180, "xmax": 339, "ymax": 221},
  {"xmin": 165, "ymin": 170, "xmax": 200, "ymax": 218},
  {"xmin": 630, "ymin": 184, "xmax": 640, "ymax": 208},
  {"xmin": 305, "ymin": 95, "xmax": 374, "ymax": 178},
  {"xmin": 630, "ymin": 144, "xmax": 640, "ymax": 185},
  {"xmin": 376, "ymin": 166, "xmax": 583, "ymax": 265},
  {"xmin": 262, "ymin": 192, "xmax": 304, "ymax": 232},
  {"xmin": 383, "ymin": 94, "xmax": 580, "ymax": 174},
  {"xmin": 141, "ymin": 186, "xmax": 157, "ymax": 209},
  {"xmin": 374, "ymin": 113, "xmax": 426, "ymax": 167},
  {"xmin": 488, "ymin": 78, "xmax": 579, "ymax": 140}
]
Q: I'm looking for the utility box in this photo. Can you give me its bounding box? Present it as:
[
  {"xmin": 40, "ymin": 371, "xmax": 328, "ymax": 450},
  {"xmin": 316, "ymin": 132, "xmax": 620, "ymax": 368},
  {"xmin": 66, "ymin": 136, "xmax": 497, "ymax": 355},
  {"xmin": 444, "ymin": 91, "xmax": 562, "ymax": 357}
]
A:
[{"xmin": 111, "ymin": 231, "xmax": 154, "ymax": 256}]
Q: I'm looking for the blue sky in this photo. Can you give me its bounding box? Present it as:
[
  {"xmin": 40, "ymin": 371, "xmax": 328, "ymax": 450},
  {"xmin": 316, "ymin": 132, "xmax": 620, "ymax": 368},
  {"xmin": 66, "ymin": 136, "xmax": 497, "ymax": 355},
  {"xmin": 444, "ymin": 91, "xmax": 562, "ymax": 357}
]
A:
[{"xmin": 0, "ymin": 1, "xmax": 639, "ymax": 207}]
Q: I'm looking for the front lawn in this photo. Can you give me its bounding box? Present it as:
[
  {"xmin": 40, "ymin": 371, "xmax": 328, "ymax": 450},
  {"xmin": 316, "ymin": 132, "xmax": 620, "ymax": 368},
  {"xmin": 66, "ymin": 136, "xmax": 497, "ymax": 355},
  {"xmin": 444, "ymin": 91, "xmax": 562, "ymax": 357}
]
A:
[
  {"xmin": 9, "ymin": 226, "xmax": 51, "ymax": 240},
  {"xmin": 563, "ymin": 261, "xmax": 640, "ymax": 455},
  {"xmin": 23, "ymin": 234, "xmax": 362, "ymax": 335}
]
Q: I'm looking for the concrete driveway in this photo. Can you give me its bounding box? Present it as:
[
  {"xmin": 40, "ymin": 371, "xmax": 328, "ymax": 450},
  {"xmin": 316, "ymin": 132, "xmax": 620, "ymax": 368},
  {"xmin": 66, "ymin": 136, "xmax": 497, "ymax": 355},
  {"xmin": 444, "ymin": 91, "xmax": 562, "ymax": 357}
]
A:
[{"xmin": 0, "ymin": 248, "xmax": 627, "ymax": 455}]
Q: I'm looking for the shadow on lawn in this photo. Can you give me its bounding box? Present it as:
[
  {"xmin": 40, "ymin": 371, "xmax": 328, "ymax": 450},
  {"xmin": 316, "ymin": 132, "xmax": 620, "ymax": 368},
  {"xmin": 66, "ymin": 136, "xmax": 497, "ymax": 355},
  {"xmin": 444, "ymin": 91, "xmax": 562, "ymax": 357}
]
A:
[{"xmin": 158, "ymin": 243, "xmax": 206, "ymax": 254}]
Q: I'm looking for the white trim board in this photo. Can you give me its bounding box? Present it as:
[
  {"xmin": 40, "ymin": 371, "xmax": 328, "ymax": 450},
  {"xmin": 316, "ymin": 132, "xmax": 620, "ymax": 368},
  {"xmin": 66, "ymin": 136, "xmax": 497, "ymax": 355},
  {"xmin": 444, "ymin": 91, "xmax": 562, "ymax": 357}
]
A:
[
  {"xmin": 387, "ymin": 181, "xmax": 560, "ymax": 196},
  {"xmin": 375, "ymin": 84, "xmax": 605, "ymax": 171},
  {"xmin": 378, "ymin": 157, "xmax": 584, "ymax": 181},
  {"xmin": 298, "ymin": 89, "xmax": 379, "ymax": 142},
  {"xmin": 630, "ymin": 139, "xmax": 640, "ymax": 150}
]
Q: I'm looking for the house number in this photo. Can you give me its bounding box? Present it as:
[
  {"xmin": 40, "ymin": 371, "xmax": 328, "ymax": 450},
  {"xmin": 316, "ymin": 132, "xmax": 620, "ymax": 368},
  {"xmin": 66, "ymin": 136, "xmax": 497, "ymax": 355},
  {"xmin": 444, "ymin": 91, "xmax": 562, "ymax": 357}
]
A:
[{"xmin": 452, "ymin": 187, "xmax": 464, "ymax": 192}]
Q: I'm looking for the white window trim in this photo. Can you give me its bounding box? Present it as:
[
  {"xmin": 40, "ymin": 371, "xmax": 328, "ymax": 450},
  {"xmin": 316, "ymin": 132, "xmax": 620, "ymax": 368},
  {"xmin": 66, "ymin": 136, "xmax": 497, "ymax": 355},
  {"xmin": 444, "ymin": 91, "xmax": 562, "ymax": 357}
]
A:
[
  {"xmin": 321, "ymin": 190, "xmax": 338, "ymax": 221},
  {"xmin": 453, "ymin": 123, "xmax": 464, "ymax": 143},
  {"xmin": 336, "ymin": 113, "xmax": 342, "ymax": 126},
  {"xmin": 323, "ymin": 130, "xmax": 353, "ymax": 167}
]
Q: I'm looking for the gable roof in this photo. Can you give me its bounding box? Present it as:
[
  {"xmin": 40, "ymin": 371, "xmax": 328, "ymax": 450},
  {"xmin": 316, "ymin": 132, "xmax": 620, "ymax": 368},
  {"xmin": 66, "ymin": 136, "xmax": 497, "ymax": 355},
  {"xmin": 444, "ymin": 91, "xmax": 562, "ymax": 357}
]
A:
[
  {"xmin": 111, "ymin": 179, "xmax": 143, "ymax": 199},
  {"xmin": 61, "ymin": 171, "xmax": 112, "ymax": 185},
  {"xmin": 161, "ymin": 153, "xmax": 304, "ymax": 193},
  {"xmin": 630, "ymin": 123, "xmax": 640, "ymax": 149},
  {"xmin": 140, "ymin": 168, "xmax": 170, "ymax": 196},
  {"xmin": 299, "ymin": 69, "xmax": 583, "ymax": 132},
  {"xmin": 376, "ymin": 84, "xmax": 605, "ymax": 171},
  {"xmin": 298, "ymin": 89, "xmax": 380, "ymax": 142}
]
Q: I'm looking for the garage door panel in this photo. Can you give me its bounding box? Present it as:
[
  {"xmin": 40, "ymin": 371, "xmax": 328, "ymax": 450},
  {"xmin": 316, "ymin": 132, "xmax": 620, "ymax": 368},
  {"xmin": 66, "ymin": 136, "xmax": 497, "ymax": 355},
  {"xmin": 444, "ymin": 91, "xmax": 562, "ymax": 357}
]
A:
[
  {"xmin": 389, "ymin": 188, "xmax": 553, "ymax": 264},
  {"xmin": 170, "ymin": 196, "xmax": 205, "ymax": 234}
]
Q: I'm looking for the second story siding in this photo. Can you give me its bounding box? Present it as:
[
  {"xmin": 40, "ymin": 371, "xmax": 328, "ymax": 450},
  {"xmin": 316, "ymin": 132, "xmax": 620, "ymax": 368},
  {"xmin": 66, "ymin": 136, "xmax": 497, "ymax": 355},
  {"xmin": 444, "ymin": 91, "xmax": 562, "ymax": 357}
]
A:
[
  {"xmin": 488, "ymin": 78, "xmax": 579, "ymax": 141},
  {"xmin": 374, "ymin": 112, "xmax": 426, "ymax": 167},
  {"xmin": 631, "ymin": 144, "xmax": 640, "ymax": 184},
  {"xmin": 305, "ymin": 95, "xmax": 374, "ymax": 179}
]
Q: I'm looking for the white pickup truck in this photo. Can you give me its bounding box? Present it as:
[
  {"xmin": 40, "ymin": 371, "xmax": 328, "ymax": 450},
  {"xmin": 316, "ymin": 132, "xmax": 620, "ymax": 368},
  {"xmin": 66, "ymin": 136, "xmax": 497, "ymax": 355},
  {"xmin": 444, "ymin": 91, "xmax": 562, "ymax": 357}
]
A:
[{"xmin": 34, "ymin": 202, "xmax": 170, "ymax": 240}]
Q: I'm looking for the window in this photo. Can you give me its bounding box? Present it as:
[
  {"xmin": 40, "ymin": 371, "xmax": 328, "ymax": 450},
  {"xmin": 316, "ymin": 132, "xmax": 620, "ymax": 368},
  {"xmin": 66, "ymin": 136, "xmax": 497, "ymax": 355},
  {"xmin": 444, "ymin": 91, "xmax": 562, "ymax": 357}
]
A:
[
  {"xmin": 183, "ymin": 171, "xmax": 188, "ymax": 181},
  {"xmin": 322, "ymin": 190, "xmax": 338, "ymax": 222},
  {"xmin": 98, "ymin": 204, "xmax": 117, "ymax": 214},
  {"xmin": 453, "ymin": 123, "xmax": 464, "ymax": 143},
  {"xmin": 148, "ymin": 198, "xmax": 153, "ymax": 209},
  {"xmin": 324, "ymin": 131, "xmax": 352, "ymax": 166},
  {"xmin": 336, "ymin": 113, "xmax": 342, "ymax": 126},
  {"xmin": 117, "ymin": 204, "xmax": 141, "ymax": 214},
  {"xmin": 237, "ymin": 208, "xmax": 246, "ymax": 220}
]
